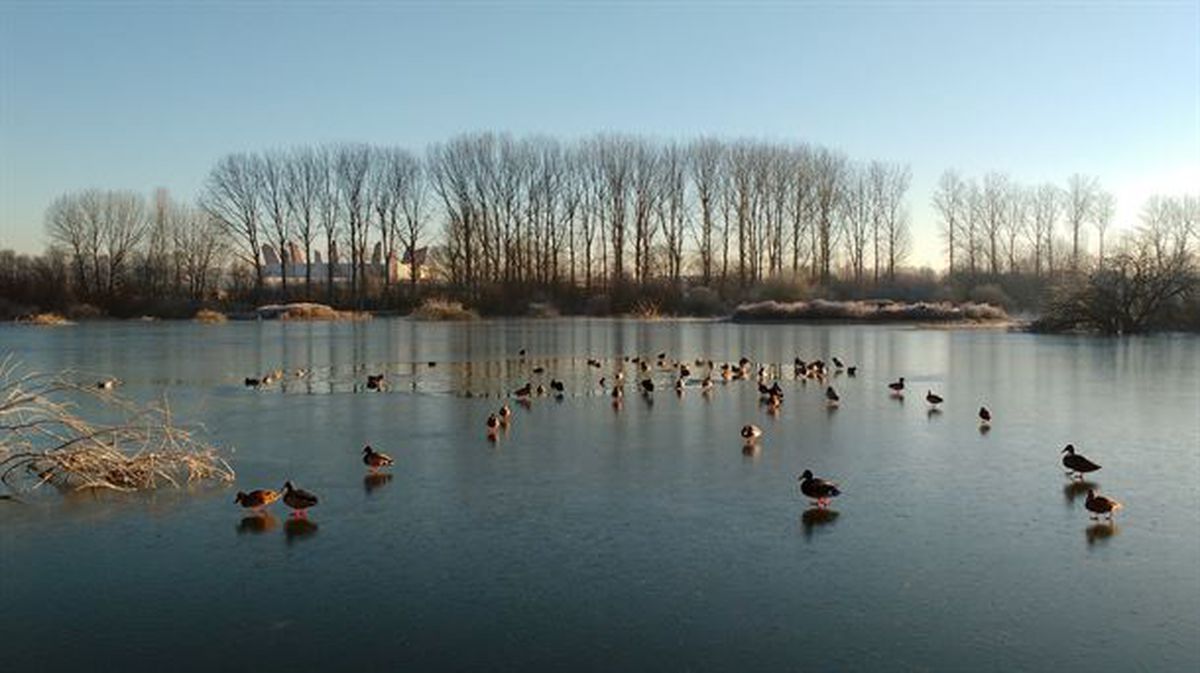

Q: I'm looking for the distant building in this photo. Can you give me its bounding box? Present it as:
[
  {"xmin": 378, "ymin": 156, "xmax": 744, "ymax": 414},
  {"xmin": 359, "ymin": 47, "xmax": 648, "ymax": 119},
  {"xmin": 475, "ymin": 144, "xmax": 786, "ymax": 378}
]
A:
[{"xmin": 260, "ymin": 243, "xmax": 434, "ymax": 285}]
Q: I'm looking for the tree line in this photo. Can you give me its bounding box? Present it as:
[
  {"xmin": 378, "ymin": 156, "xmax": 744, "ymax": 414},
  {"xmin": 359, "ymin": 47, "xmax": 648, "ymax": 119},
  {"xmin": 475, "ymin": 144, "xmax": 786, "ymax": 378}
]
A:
[{"xmin": 1, "ymin": 132, "xmax": 1196, "ymax": 321}]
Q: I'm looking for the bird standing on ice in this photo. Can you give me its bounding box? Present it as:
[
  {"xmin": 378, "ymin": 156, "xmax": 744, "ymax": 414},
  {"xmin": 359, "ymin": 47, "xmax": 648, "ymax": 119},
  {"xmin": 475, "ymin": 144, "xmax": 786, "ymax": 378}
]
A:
[
  {"xmin": 1061, "ymin": 444, "xmax": 1101, "ymax": 479},
  {"xmin": 1085, "ymin": 489, "xmax": 1122, "ymax": 520},
  {"xmin": 362, "ymin": 445, "xmax": 394, "ymax": 472},
  {"xmin": 798, "ymin": 470, "xmax": 841, "ymax": 508}
]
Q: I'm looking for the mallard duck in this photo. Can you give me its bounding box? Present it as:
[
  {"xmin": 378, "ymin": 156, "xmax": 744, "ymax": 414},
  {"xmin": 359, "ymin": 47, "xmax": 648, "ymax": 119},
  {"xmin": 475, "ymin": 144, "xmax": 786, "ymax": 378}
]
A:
[
  {"xmin": 244, "ymin": 377, "xmax": 261, "ymax": 388},
  {"xmin": 486, "ymin": 413, "xmax": 500, "ymax": 432},
  {"xmin": 888, "ymin": 377, "xmax": 905, "ymax": 393},
  {"xmin": 513, "ymin": 382, "xmax": 532, "ymax": 397},
  {"xmin": 798, "ymin": 470, "xmax": 841, "ymax": 508},
  {"xmin": 362, "ymin": 445, "xmax": 394, "ymax": 471},
  {"xmin": 926, "ymin": 390, "xmax": 943, "ymax": 406},
  {"xmin": 234, "ymin": 489, "xmax": 280, "ymax": 511},
  {"xmin": 1085, "ymin": 489, "xmax": 1122, "ymax": 520},
  {"xmin": 498, "ymin": 404, "xmax": 512, "ymax": 425},
  {"xmin": 366, "ymin": 374, "xmax": 385, "ymax": 390},
  {"xmin": 532, "ymin": 366, "xmax": 545, "ymax": 375},
  {"xmin": 701, "ymin": 376, "xmax": 713, "ymax": 392},
  {"xmin": 978, "ymin": 406, "xmax": 992, "ymax": 424},
  {"xmin": 611, "ymin": 386, "xmax": 624, "ymax": 400},
  {"xmin": 1061, "ymin": 444, "xmax": 1101, "ymax": 479},
  {"xmin": 847, "ymin": 366, "xmax": 857, "ymax": 377},
  {"xmin": 96, "ymin": 378, "xmax": 120, "ymax": 390},
  {"xmin": 640, "ymin": 379, "xmax": 655, "ymax": 394},
  {"xmin": 832, "ymin": 357, "xmax": 844, "ymax": 369},
  {"xmin": 825, "ymin": 386, "xmax": 840, "ymax": 406},
  {"xmin": 741, "ymin": 424, "xmax": 763, "ymax": 442},
  {"xmin": 281, "ymin": 481, "xmax": 318, "ymax": 517},
  {"xmin": 550, "ymin": 379, "xmax": 565, "ymax": 393}
]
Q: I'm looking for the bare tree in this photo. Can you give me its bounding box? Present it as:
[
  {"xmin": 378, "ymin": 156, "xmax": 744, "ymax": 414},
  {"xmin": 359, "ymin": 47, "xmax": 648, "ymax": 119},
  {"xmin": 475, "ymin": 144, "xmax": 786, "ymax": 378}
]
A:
[
  {"xmin": 932, "ymin": 169, "xmax": 966, "ymax": 274},
  {"xmin": 1030, "ymin": 183, "xmax": 1061, "ymax": 277},
  {"xmin": 260, "ymin": 151, "xmax": 292, "ymax": 295},
  {"xmin": 201, "ymin": 153, "xmax": 264, "ymax": 292},
  {"xmin": 1093, "ymin": 190, "xmax": 1115, "ymax": 267},
  {"xmin": 284, "ymin": 146, "xmax": 324, "ymax": 296},
  {"xmin": 1065, "ymin": 173, "xmax": 1099, "ymax": 272},
  {"xmin": 335, "ymin": 144, "xmax": 371, "ymax": 302},
  {"xmin": 689, "ymin": 138, "xmax": 722, "ymax": 285}
]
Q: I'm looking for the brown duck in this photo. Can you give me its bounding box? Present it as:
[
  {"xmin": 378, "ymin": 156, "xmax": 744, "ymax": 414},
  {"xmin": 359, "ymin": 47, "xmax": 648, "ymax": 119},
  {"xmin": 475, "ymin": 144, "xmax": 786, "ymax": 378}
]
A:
[
  {"xmin": 362, "ymin": 445, "xmax": 395, "ymax": 471},
  {"xmin": 235, "ymin": 488, "xmax": 280, "ymax": 511}
]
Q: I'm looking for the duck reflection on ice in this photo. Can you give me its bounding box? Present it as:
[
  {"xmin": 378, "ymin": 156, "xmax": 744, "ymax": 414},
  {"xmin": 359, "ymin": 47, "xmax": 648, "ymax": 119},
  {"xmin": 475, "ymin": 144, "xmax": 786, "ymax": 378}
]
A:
[
  {"xmin": 1064, "ymin": 480, "xmax": 1098, "ymax": 504},
  {"xmin": 363, "ymin": 472, "xmax": 394, "ymax": 495},
  {"xmin": 1086, "ymin": 521, "xmax": 1118, "ymax": 546},
  {"xmin": 285, "ymin": 517, "xmax": 319, "ymax": 543},
  {"xmin": 801, "ymin": 507, "xmax": 840, "ymax": 539},
  {"xmin": 237, "ymin": 512, "xmax": 278, "ymax": 535}
]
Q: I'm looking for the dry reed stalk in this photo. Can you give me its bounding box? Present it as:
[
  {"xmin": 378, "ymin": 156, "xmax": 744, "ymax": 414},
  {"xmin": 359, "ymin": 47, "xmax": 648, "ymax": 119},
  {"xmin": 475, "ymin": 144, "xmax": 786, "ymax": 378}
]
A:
[{"xmin": 0, "ymin": 357, "xmax": 234, "ymax": 495}]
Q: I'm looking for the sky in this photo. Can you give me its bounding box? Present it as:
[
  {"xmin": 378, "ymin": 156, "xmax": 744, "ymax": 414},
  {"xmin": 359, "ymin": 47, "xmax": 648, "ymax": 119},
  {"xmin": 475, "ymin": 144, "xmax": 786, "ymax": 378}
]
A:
[{"xmin": 1, "ymin": 0, "xmax": 1197, "ymax": 268}]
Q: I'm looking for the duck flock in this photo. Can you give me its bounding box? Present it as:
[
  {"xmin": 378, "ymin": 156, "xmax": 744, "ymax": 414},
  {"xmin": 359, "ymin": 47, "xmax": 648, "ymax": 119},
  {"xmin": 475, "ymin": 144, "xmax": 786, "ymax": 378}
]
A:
[{"xmin": 227, "ymin": 348, "xmax": 1124, "ymax": 526}]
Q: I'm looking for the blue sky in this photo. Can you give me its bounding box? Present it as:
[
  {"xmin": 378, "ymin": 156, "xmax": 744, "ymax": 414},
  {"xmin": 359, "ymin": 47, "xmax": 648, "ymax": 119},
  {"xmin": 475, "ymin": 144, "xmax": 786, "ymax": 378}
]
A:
[{"xmin": 1, "ymin": 0, "xmax": 1197, "ymax": 267}]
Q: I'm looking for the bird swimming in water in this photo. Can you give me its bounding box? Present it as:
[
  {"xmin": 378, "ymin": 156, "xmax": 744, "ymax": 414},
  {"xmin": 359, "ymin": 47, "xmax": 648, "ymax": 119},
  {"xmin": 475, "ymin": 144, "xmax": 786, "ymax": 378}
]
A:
[
  {"xmin": 362, "ymin": 445, "xmax": 395, "ymax": 471},
  {"xmin": 701, "ymin": 376, "xmax": 713, "ymax": 393},
  {"xmin": 235, "ymin": 488, "xmax": 280, "ymax": 512},
  {"xmin": 847, "ymin": 366, "xmax": 857, "ymax": 377},
  {"xmin": 1085, "ymin": 489, "xmax": 1122, "ymax": 520},
  {"xmin": 513, "ymin": 382, "xmax": 532, "ymax": 397},
  {"xmin": 533, "ymin": 366, "xmax": 545, "ymax": 375},
  {"xmin": 832, "ymin": 357, "xmax": 844, "ymax": 369},
  {"xmin": 366, "ymin": 374, "xmax": 385, "ymax": 391},
  {"xmin": 640, "ymin": 379, "xmax": 655, "ymax": 394},
  {"xmin": 244, "ymin": 377, "xmax": 261, "ymax": 388},
  {"xmin": 550, "ymin": 379, "xmax": 565, "ymax": 393},
  {"xmin": 498, "ymin": 404, "xmax": 512, "ymax": 425},
  {"xmin": 281, "ymin": 481, "xmax": 319, "ymax": 517},
  {"xmin": 888, "ymin": 377, "xmax": 905, "ymax": 394},
  {"xmin": 486, "ymin": 413, "xmax": 500, "ymax": 433},
  {"xmin": 798, "ymin": 470, "xmax": 841, "ymax": 508},
  {"xmin": 96, "ymin": 378, "xmax": 120, "ymax": 390},
  {"xmin": 825, "ymin": 386, "xmax": 840, "ymax": 407},
  {"xmin": 1061, "ymin": 444, "xmax": 1101, "ymax": 479},
  {"xmin": 978, "ymin": 406, "xmax": 992, "ymax": 425},
  {"xmin": 741, "ymin": 424, "xmax": 763, "ymax": 442},
  {"xmin": 926, "ymin": 390, "xmax": 943, "ymax": 406}
]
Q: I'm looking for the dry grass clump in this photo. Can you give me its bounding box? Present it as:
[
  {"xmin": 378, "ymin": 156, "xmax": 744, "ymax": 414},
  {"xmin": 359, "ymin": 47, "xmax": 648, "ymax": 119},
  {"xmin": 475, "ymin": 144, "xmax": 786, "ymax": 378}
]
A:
[
  {"xmin": 732, "ymin": 299, "xmax": 1008, "ymax": 323},
  {"xmin": 193, "ymin": 308, "xmax": 228, "ymax": 324},
  {"xmin": 16, "ymin": 312, "xmax": 72, "ymax": 326},
  {"xmin": 250, "ymin": 302, "xmax": 370, "ymax": 321},
  {"xmin": 411, "ymin": 298, "xmax": 479, "ymax": 321},
  {"xmin": 0, "ymin": 358, "xmax": 234, "ymax": 495},
  {"xmin": 282, "ymin": 303, "xmax": 369, "ymax": 321},
  {"xmin": 629, "ymin": 299, "xmax": 663, "ymax": 320}
]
